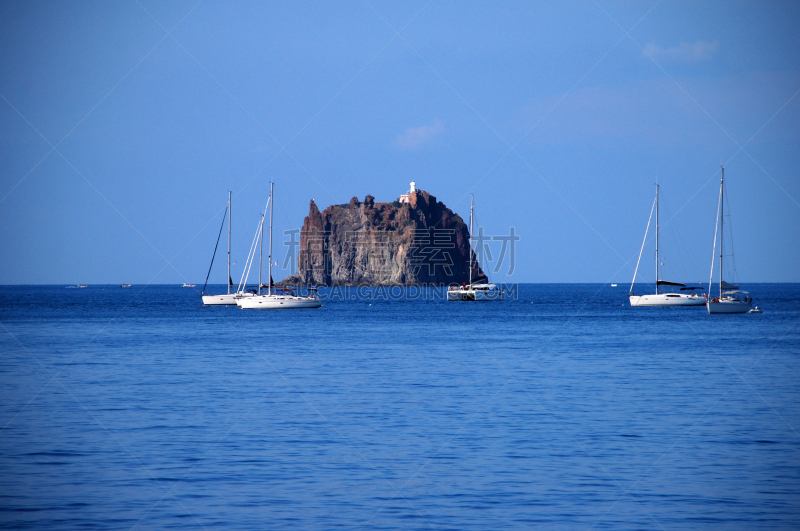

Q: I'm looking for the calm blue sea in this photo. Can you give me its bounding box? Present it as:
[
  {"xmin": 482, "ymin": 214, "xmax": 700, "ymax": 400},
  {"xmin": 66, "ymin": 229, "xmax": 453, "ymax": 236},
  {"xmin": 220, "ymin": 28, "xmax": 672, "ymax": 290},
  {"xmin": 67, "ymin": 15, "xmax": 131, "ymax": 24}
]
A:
[{"xmin": 1, "ymin": 284, "xmax": 798, "ymax": 530}]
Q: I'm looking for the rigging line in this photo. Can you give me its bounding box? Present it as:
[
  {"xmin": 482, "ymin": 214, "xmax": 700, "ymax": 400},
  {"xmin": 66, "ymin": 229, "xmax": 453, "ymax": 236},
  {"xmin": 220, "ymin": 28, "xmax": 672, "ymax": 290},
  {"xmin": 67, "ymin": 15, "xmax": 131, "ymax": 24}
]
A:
[
  {"xmin": 244, "ymin": 196, "xmax": 271, "ymax": 289},
  {"xmin": 661, "ymin": 195, "xmax": 694, "ymax": 284},
  {"xmin": 471, "ymin": 210, "xmax": 488, "ymax": 280},
  {"xmin": 709, "ymin": 173, "xmax": 723, "ymax": 294},
  {"xmin": 242, "ymin": 217, "xmax": 264, "ymax": 292},
  {"xmin": 200, "ymin": 206, "xmax": 228, "ymax": 295},
  {"xmin": 471, "ymin": 209, "xmax": 478, "ymax": 265},
  {"xmin": 276, "ymin": 193, "xmax": 293, "ymax": 227},
  {"xmin": 275, "ymin": 193, "xmax": 294, "ymax": 272},
  {"xmin": 723, "ymin": 179, "xmax": 739, "ymax": 282},
  {"xmin": 630, "ymin": 194, "xmax": 657, "ymax": 294},
  {"xmin": 238, "ymin": 213, "xmax": 263, "ymax": 292}
]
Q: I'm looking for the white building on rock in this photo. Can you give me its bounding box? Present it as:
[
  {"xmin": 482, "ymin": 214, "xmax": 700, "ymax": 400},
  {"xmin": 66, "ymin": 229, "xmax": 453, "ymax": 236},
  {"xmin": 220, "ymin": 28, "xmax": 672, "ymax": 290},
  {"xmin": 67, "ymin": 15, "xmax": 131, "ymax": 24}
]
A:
[{"xmin": 398, "ymin": 181, "xmax": 416, "ymax": 204}]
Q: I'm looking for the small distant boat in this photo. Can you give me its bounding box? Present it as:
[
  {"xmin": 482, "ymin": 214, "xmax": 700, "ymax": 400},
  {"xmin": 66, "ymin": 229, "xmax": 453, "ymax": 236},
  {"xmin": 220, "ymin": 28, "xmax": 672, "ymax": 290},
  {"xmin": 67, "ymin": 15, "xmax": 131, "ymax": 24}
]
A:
[
  {"xmin": 78, "ymin": 284, "xmax": 88, "ymax": 288},
  {"xmin": 182, "ymin": 283, "xmax": 196, "ymax": 288},
  {"xmin": 749, "ymin": 307, "xmax": 763, "ymax": 314},
  {"xmin": 610, "ymin": 284, "xmax": 617, "ymax": 287},
  {"xmin": 447, "ymin": 194, "xmax": 505, "ymax": 302},
  {"xmin": 120, "ymin": 283, "xmax": 132, "ymax": 287},
  {"xmin": 707, "ymin": 167, "xmax": 753, "ymax": 314}
]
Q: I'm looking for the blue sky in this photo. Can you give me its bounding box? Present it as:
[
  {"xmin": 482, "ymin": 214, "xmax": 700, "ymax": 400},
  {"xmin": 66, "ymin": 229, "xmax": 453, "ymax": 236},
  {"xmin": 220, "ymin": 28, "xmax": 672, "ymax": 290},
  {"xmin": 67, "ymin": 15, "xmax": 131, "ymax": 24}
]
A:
[{"xmin": 1, "ymin": 0, "xmax": 798, "ymax": 284}]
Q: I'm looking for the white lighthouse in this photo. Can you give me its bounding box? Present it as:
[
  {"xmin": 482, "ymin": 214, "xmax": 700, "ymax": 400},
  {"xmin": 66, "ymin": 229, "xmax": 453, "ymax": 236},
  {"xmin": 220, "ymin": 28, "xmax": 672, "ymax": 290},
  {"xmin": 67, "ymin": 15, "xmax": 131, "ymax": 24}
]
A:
[{"xmin": 398, "ymin": 181, "xmax": 417, "ymax": 204}]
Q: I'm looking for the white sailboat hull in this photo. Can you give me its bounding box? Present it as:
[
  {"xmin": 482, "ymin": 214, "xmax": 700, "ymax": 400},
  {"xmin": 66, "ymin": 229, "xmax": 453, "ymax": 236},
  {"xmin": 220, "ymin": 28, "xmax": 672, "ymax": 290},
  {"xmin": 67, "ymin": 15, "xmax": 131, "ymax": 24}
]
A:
[
  {"xmin": 234, "ymin": 292, "xmax": 257, "ymax": 307},
  {"xmin": 202, "ymin": 294, "xmax": 237, "ymax": 305},
  {"xmin": 239, "ymin": 294, "xmax": 322, "ymax": 309},
  {"xmin": 447, "ymin": 290, "xmax": 474, "ymax": 301},
  {"xmin": 629, "ymin": 293, "xmax": 707, "ymax": 306}
]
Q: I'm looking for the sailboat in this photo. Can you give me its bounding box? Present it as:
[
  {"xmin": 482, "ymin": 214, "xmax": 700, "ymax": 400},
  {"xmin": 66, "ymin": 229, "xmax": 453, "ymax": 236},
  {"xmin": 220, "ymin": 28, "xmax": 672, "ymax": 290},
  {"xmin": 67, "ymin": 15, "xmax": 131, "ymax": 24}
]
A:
[
  {"xmin": 239, "ymin": 183, "xmax": 322, "ymax": 309},
  {"xmin": 447, "ymin": 194, "xmax": 505, "ymax": 301},
  {"xmin": 629, "ymin": 184, "xmax": 706, "ymax": 306},
  {"xmin": 202, "ymin": 191, "xmax": 237, "ymax": 305},
  {"xmin": 707, "ymin": 166, "xmax": 752, "ymax": 314}
]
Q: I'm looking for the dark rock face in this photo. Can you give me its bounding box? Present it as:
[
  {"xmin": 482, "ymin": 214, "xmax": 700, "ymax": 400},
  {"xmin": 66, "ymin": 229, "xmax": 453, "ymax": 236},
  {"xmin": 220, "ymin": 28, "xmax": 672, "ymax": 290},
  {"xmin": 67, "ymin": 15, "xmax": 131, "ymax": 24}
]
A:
[{"xmin": 280, "ymin": 190, "xmax": 484, "ymax": 286}]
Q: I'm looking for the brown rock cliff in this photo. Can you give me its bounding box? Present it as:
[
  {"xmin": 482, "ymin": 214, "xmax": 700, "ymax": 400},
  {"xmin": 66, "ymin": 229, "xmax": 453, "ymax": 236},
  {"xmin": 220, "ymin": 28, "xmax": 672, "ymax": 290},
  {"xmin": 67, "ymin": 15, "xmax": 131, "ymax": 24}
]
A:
[{"xmin": 279, "ymin": 190, "xmax": 484, "ymax": 286}]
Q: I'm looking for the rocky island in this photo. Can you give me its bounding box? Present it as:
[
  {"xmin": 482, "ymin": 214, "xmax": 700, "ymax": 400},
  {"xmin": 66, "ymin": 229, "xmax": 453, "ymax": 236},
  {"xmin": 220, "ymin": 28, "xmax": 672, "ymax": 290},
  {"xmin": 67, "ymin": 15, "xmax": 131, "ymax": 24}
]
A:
[{"xmin": 279, "ymin": 184, "xmax": 484, "ymax": 286}]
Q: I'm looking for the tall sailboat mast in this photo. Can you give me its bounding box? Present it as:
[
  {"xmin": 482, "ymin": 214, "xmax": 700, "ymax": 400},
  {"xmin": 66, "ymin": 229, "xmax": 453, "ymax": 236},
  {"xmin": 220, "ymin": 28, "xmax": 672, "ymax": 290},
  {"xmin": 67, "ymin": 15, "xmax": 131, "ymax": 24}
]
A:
[
  {"xmin": 706, "ymin": 165, "xmax": 753, "ymax": 313},
  {"xmin": 258, "ymin": 213, "xmax": 264, "ymax": 296},
  {"xmin": 227, "ymin": 190, "xmax": 231, "ymax": 295},
  {"xmin": 469, "ymin": 194, "xmax": 474, "ymax": 287},
  {"xmin": 655, "ymin": 183, "xmax": 659, "ymax": 295},
  {"xmin": 268, "ymin": 182, "xmax": 273, "ymax": 297},
  {"xmin": 719, "ymin": 166, "xmax": 724, "ymax": 298}
]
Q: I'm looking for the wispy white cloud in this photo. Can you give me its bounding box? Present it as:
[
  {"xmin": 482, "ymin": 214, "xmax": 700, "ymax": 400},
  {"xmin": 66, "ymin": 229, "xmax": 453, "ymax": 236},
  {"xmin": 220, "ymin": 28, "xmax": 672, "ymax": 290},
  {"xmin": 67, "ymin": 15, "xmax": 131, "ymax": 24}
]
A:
[
  {"xmin": 394, "ymin": 119, "xmax": 444, "ymax": 150},
  {"xmin": 642, "ymin": 40, "xmax": 719, "ymax": 62}
]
